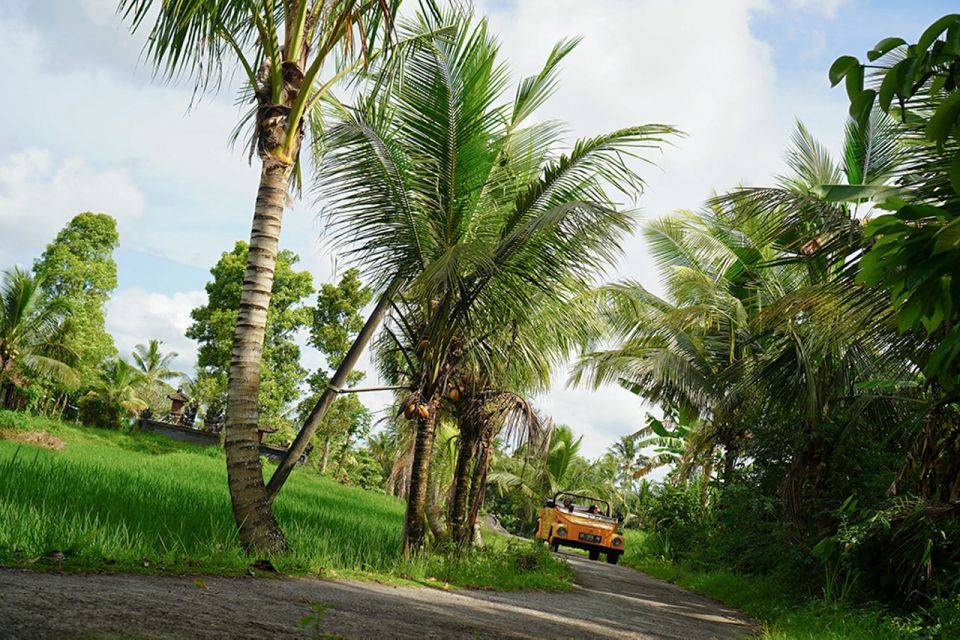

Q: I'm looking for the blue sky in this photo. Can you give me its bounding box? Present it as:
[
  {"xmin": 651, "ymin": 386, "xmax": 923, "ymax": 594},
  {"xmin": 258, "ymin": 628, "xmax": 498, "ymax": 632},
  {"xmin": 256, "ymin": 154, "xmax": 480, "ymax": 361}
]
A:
[{"xmin": 0, "ymin": 0, "xmax": 953, "ymax": 457}]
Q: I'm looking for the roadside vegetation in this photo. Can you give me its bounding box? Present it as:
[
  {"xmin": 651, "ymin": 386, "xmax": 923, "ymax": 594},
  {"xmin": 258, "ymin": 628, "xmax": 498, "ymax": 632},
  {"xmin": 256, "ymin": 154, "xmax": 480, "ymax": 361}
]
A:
[{"xmin": 622, "ymin": 531, "xmax": 957, "ymax": 639}]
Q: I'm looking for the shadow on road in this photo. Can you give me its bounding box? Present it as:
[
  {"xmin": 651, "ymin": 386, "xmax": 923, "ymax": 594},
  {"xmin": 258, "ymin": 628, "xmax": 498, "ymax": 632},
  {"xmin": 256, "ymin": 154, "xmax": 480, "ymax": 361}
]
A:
[{"xmin": 0, "ymin": 553, "xmax": 754, "ymax": 639}]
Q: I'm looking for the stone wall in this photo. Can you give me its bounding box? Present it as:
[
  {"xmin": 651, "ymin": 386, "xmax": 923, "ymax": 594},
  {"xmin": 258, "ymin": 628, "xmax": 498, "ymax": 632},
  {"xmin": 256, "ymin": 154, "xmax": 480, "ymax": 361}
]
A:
[{"xmin": 138, "ymin": 419, "xmax": 308, "ymax": 465}]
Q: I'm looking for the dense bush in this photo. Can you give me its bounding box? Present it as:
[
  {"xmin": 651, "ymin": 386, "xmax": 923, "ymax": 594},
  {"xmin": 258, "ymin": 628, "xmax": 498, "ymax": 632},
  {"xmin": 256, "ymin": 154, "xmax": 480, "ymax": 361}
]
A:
[
  {"xmin": 78, "ymin": 395, "xmax": 125, "ymax": 430},
  {"xmin": 640, "ymin": 483, "xmax": 711, "ymax": 561}
]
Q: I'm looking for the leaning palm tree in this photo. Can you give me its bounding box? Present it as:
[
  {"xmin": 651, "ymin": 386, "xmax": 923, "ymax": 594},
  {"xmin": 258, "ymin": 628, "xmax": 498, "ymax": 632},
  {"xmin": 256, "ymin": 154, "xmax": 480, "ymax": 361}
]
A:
[
  {"xmin": 0, "ymin": 268, "xmax": 76, "ymax": 408},
  {"xmin": 266, "ymin": 6, "xmax": 674, "ymax": 554},
  {"xmin": 119, "ymin": 0, "xmax": 407, "ymax": 552}
]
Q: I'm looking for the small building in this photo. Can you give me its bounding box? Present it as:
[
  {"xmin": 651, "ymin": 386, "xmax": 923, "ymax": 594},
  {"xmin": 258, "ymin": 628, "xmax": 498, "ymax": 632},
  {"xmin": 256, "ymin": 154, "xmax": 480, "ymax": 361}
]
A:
[{"xmin": 167, "ymin": 388, "xmax": 190, "ymax": 423}]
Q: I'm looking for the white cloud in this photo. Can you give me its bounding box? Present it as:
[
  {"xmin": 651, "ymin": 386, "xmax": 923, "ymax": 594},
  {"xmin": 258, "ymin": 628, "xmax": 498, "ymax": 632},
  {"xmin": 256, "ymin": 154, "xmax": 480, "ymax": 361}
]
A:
[
  {"xmin": 0, "ymin": 148, "xmax": 146, "ymax": 266},
  {"xmin": 106, "ymin": 287, "xmax": 206, "ymax": 373}
]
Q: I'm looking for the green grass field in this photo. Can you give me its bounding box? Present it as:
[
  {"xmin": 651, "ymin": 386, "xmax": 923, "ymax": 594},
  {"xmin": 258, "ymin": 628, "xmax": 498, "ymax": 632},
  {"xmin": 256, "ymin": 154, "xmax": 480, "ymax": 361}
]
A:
[
  {"xmin": 0, "ymin": 410, "xmax": 571, "ymax": 591},
  {"xmin": 620, "ymin": 530, "xmax": 943, "ymax": 639}
]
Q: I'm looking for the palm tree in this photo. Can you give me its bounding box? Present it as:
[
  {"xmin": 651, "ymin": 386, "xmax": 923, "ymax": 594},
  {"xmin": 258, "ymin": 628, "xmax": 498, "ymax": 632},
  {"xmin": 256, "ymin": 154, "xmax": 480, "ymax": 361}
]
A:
[
  {"xmin": 0, "ymin": 268, "xmax": 76, "ymax": 409},
  {"xmin": 488, "ymin": 424, "xmax": 591, "ymax": 530},
  {"xmin": 574, "ymin": 208, "xmax": 778, "ymax": 485},
  {"xmin": 132, "ymin": 339, "xmax": 184, "ymax": 410},
  {"xmin": 83, "ymin": 358, "xmax": 149, "ymax": 427},
  {"xmin": 577, "ymin": 116, "xmax": 913, "ymax": 528},
  {"xmin": 268, "ymin": 6, "xmax": 674, "ymax": 553},
  {"xmin": 608, "ymin": 434, "xmax": 647, "ymax": 492},
  {"xmin": 119, "ymin": 0, "xmax": 405, "ymax": 552},
  {"xmin": 629, "ymin": 410, "xmax": 715, "ymax": 486},
  {"xmin": 133, "ymin": 339, "xmax": 183, "ymax": 387}
]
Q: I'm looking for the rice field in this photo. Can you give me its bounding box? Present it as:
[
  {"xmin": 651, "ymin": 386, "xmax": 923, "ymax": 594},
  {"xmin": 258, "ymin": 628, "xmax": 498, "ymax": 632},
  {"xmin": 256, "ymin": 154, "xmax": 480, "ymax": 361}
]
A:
[{"xmin": 0, "ymin": 410, "xmax": 570, "ymax": 590}]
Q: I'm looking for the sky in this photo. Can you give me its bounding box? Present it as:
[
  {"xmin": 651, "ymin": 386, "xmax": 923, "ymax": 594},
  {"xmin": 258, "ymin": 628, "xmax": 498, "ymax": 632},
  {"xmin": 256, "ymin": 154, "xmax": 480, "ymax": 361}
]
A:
[{"xmin": 0, "ymin": 0, "xmax": 954, "ymax": 458}]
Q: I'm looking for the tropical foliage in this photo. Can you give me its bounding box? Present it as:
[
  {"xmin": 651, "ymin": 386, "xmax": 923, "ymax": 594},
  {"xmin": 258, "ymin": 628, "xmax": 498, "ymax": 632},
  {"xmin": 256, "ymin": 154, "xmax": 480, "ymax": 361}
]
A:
[
  {"xmin": 303, "ymin": 5, "xmax": 673, "ymax": 553},
  {"xmin": 0, "ymin": 268, "xmax": 75, "ymax": 410}
]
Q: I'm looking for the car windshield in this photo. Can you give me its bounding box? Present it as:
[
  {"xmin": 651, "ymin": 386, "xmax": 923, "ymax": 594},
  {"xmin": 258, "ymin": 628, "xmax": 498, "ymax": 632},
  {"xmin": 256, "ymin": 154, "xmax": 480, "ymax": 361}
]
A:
[{"xmin": 557, "ymin": 497, "xmax": 607, "ymax": 517}]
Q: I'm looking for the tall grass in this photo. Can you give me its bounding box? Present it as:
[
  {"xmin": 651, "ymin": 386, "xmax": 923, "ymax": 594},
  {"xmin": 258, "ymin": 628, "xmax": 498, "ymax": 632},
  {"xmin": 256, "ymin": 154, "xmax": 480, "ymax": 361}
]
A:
[{"xmin": 0, "ymin": 411, "xmax": 570, "ymax": 590}]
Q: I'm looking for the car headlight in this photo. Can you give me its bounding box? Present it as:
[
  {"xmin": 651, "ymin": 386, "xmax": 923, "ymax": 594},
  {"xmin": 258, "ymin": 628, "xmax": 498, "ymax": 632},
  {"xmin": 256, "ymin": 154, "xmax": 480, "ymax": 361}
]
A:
[
  {"xmin": 612, "ymin": 536, "xmax": 622, "ymax": 547},
  {"xmin": 556, "ymin": 525, "xmax": 567, "ymax": 537}
]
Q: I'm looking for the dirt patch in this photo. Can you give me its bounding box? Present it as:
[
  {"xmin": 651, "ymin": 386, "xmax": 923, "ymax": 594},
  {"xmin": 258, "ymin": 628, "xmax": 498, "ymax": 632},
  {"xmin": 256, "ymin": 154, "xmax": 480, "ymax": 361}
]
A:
[{"xmin": 0, "ymin": 429, "xmax": 65, "ymax": 451}]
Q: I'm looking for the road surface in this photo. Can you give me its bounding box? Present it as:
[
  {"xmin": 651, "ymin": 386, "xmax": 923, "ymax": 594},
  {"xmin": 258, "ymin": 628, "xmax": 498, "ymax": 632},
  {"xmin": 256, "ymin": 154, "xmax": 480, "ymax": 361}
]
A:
[{"xmin": 0, "ymin": 552, "xmax": 754, "ymax": 639}]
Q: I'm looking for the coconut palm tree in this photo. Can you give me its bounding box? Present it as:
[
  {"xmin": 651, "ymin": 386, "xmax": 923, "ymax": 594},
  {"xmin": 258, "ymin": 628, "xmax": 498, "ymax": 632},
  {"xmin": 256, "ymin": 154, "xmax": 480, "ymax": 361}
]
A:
[
  {"xmin": 266, "ymin": 6, "xmax": 674, "ymax": 553},
  {"xmin": 0, "ymin": 268, "xmax": 76, "ymax": 409},
  {"xmin": 83, "ymin": 358, "xmax": 149, "ymax": 428},
  {"xmin": 132, "ymin": 339, "xmax": 184, "ymax": 409},
  {"xmin": 133, "ymin": 339, "xmax": 182, "ymax": 386},
  {"xmin": 119, "ymin": 0, "xmax": 408, "ymax": 552},
  {"xmin": 488, "ymin": 424, "xmax": 592, "ymax": 530}
]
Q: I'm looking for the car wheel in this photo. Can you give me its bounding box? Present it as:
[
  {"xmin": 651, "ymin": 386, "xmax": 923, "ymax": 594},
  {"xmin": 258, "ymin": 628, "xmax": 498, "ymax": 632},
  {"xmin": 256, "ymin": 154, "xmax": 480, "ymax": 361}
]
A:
[
  {"xmin": 589, "ymin": 549, "xmax": 600, "ymax": 561},
  {"xmin": 551, "ymin": 539, "xmax": 560, "ymax": 552},
  {"xmin": 606, "ymin": 553, "xmax": 620, "ymax": 565}
]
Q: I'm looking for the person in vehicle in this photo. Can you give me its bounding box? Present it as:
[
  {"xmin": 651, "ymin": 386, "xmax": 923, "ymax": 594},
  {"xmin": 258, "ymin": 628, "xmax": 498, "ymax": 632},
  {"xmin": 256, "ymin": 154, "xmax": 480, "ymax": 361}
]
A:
[
  {"xmin": 588, "ymin": 504, "xmax": 600, "ymax": 515},
  {"xmin": 562, "ymin": 498, "xmax": 575, "ymax": 512}
]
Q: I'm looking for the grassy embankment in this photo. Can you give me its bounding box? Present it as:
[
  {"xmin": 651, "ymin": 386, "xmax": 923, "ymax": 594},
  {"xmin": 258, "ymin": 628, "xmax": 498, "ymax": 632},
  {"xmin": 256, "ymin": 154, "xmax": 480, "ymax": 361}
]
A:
[
  {"xmin": 621, "ymin": 530, "xmax": 952, "ymax": 639},
  {"xmin": 0, "ymin": 410, "xmax": 571, "ymax": 591}
]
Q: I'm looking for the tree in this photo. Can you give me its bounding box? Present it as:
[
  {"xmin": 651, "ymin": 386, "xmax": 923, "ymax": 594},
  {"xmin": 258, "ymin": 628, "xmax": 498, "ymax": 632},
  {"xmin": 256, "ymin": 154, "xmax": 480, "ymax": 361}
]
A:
[
  {"xmin": 310, "ymin": 269, "xmax": 373, "ymax": 373},
  {"xmin": 294, "ymin": 269, "xmax": 373, "ymax": 471},
  {"xmin": 828, "ymin": 16, "xmax": 960, "ymax": 389},
  {"xmin": 120, "ymin": 0, "xmax": 402, "ymax": 552},
  {"xmin": 0, "ymin": 268, "xmax": 76, "ymax": 409},
  {"xmin": 187, "ymin": 241, "xmax": 313, "ymax": 429},
  {"xmin": 293, "ymin": 6, "xmax": 674, "ymax": 554},
  {"xmin": 32, "ymin": 212, "xmax": 118, "ymax": 388},
  {"xmin": 488, "ymin": 425, "xmax": 592, "ymax": 531},
  {"xmin": 81, "ymin": 358, "xmax": 148, "ymax": 429},
  {"xmin": 132, "ymin": 339, "xmax": 184, "ymax": 412}
]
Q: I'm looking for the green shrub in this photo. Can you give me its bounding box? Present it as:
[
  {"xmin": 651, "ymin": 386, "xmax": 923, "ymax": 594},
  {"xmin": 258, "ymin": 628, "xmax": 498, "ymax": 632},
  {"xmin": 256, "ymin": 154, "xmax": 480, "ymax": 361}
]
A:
[
  {"xmin": 78, "ymin": 395, "xmax": 125, "ymax": 430},
  {"xmin": 641, "ymin": 482, "xmax": 711, "ymax": 561}
]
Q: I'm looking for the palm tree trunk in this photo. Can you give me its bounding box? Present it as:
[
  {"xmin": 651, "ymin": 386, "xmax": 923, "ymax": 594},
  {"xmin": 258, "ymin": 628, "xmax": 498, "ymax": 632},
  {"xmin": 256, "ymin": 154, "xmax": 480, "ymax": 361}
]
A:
[
  {"xmin": 265, "ymin": 279, "xmax": 400, "ymax": 500},
  {"xmin": 425, "ymin": 487, "xmax": 448, "ymax": 544},
  {"xmin": 402, "ymin": 396, "xmax": 441, "ymax": 556},
  {"xmin": 449, "ymin": 421, "xmax": 479, "ymax": 550},
  {"xmin": 466, "ymin": 440, "xmax": 492, "ymax": 546},
  {"xmin": 224, "ymin": 161, "xmax": 290, "ymax": 555}
]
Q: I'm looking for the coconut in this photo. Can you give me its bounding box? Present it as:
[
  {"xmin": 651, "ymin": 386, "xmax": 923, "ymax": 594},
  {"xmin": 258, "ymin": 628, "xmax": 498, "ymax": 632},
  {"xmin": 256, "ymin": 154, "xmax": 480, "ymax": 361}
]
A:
[
  {"xmin": 449, "ymin": 387, "xmax": 461, "ymax": 402},
  {"xmin": 403, "ymin": 403, "xmax": 416, "ymax": 420},
  {"xmin": 416, "ymin": 404, "xmax": 430, "ymax": 419}
]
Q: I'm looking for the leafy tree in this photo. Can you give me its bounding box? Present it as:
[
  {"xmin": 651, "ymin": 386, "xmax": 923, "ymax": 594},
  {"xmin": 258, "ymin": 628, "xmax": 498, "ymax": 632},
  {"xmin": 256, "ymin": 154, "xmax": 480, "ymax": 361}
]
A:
[
  {"xmin": 489, "ymin": 425, "xmax": 609, "ymax": 533},
  {"xmin": 295, "ymin": 269, "xmax": 373, "ymax": 471},
  {"xmin": 187, "ymin": 241, "xmax": 313, "ymax": 430},
  {"xmin": 310, "ymin": 269, "xmax": 372, "ymax": 373},
  {"xmin": 120, "ymin": 0, "xmax": 429, "ymax": 553},
  {"xmin": 32, "ymin": 212, "xmax": 118, "ymax": 388},
  {"xmin": 829, "ymin": 14, "xmax": 960, "ymax": 389},
  {"xmin": 0, "ymin": 268, "xmax": 76, "ymax": 408}
]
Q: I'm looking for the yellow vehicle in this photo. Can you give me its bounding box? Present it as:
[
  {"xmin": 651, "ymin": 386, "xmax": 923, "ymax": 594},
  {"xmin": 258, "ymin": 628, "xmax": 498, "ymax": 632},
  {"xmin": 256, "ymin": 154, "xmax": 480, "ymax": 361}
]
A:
[{"xmin": 534, "ymin": 492, "xmax": 624, "ymax": 564}]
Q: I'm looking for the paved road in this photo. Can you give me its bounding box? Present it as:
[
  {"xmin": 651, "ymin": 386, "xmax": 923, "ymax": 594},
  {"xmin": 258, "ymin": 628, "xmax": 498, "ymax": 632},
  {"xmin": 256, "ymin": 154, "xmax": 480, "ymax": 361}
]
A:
[{"xmin": 0, "ymin": 553, "xmax": 754, "ymax": 639}]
